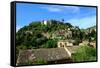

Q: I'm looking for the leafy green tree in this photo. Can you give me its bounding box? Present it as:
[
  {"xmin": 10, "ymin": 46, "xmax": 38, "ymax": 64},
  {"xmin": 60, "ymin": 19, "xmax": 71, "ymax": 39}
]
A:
[
  {"xmin": 43, "ymin": 39, "xmax": 57, "ymax": 48},
  {"xmin": 90, "ymin": 29, "xmax": 96, "ymax": 41},
  {"xmin": 65, "ymin": 23, "xmax": 73, "ymax": 28}
]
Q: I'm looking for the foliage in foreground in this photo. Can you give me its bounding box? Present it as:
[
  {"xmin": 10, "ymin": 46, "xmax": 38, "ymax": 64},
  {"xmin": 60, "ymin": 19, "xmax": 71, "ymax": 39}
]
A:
[
  {"xmin": 34, "ymin": 58, "xmax": 47, "ymax": 64},
  {"xmin": 27, "ymin": 58, "xmax": 47, "ymax": 65},
  {"xmin": 72, "ymin": 45, "xmax": 96, "ymax": 62}
]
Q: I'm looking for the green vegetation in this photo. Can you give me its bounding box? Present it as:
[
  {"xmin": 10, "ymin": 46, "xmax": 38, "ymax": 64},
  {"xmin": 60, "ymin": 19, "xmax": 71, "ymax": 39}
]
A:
[
  {"xmin": 16, "ymin": 20, "xmax": 74, "ymax": 52},
  {"xmin": 42, "ymin": 39, "xmax": 57, "ymax": 48},
  {"xmin": 34, "ymin": 58, "xmax": 47, "ymax": 64},
  {"xmin": 72, "ymin": 45, "xmax": 96, "ymax": 62},
  {"xmin": 27, "ymin": 60, "xmax": 33, "ymax": 65}
]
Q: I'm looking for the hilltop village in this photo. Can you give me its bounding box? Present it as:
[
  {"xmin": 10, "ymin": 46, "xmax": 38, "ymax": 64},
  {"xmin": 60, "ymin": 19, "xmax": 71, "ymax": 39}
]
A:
[{"xmin": 16, "ymin": 19, "xmax": 96, "ymax": 65}]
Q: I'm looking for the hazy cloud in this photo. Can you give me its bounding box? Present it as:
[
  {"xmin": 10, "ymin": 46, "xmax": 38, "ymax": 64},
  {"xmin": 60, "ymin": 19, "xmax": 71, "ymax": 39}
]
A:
[{"xmin": 41, "ymin": 5, "xmax": 80, "ymax": 13}]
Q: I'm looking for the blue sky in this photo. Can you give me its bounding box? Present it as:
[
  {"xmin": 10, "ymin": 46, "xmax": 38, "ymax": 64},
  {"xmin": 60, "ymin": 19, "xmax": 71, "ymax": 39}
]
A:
[{"xmin": 16, "ymin": 3, "xmax": 96, "ymax": 31}]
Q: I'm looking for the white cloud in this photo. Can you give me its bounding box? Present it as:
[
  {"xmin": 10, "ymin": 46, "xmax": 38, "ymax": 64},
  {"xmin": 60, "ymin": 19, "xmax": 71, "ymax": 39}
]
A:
[
  {"xmin": 16, "ymin": 25, "xmax": 22, "ymax": 32},
  {"xmin": 66, "ymin": 15, "xmax": 96, "ymax": 29},
  {"xmin": 41, "ymin": 6, "xmax": 62, "ymax": 12},
  {"xmin": 41, "ymin": 5, "xmax": 80, "ymax": 13},
  {"xmin": 63, "ymin": 6, "xmax": 80, "ymax": 13}
]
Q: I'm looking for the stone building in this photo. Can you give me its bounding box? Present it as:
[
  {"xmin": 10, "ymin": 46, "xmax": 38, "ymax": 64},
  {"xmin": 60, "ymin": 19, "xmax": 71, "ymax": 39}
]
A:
[
  {"xmin": 57, "ymin": 40, "xmax": 80, "ymax": 56},
  {"xmin": 57, "ymin": 40, "xmax": 73, "ymax": 47},
  {"xmin": 51, "ymin": 29, "xmax": 72, "ymax": 40},
  {"xmin": 41, "ymin": 20, "xmax": 52, "ymax": 26}
]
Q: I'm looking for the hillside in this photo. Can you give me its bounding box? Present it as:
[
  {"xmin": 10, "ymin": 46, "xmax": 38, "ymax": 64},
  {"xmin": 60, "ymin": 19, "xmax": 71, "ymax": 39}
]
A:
[
  {"xmin": 87, "ymin": 25, "xmax": 96, "ymax": 29},
  {"xmin": 16, "ymin": 20, "xmax": 96, "ymax": 58},
  {"xmin": 16, "ymin": 20, "xmax": 74, "ymax": 48}
]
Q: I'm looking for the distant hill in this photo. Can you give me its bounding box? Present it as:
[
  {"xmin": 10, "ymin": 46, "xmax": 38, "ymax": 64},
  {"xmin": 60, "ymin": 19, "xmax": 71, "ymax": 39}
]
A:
[{"xmin": 86, "ymin": 25, "xmax": 96, "ymax": 30}]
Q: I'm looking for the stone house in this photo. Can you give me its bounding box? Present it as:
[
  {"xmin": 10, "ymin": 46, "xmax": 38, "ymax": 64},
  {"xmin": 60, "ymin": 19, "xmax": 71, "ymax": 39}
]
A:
[
  {"xmin": 57, "ymin": 40, "xmax": 73, "ymax": 47},
  {"xmin": 42, "ymin": 20, "xmax": 47, "ymax": 25},
  {"xmin": 90, "ymin": 42, "xmax": 96, "ymax": 48},
  {"xmin": 79, "ymin": 41, "xmax": 96, "ymax": 48},
  {"xmin": 57, "ymin": 40, "xmax": 80, "ymax": 56},
  {"xmin": 51, "ymin": 29, "xmax": 72, "ymax": 40},
  {"xmin": 41, "ymin": 20, "xmax": 52, "ymax": 26}
]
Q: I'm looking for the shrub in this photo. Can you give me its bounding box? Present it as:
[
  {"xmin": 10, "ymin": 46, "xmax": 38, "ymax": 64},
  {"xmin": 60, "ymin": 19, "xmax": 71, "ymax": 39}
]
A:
[
  {"xmin": 72, "ymin": 45, "xmax": 96, "ymax": 62},
  {"xmin": 34, "ymin": 58, "xmax": 47, "ymax": 64},
  {"xmin": 27, "ymin": 60, "xmax": 33, "ymax": 65},
  {"xmin": 42, "ymin": 39, "xmax": 57, "ymax": 48}
]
